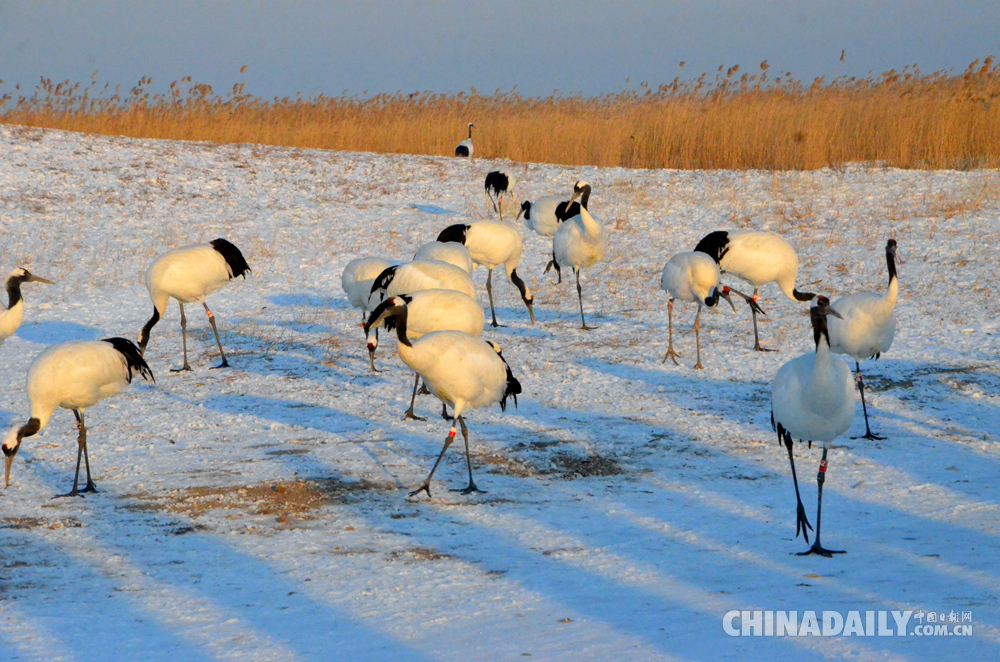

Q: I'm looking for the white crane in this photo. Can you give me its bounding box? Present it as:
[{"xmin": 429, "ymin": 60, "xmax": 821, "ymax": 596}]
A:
[
  {"xmin": 368, "ymin": 259, "xmax": 478, "ymax": 369},
  {"xmin": 413, "ymin": 241, "xmax": 474, "ymax": 274},
  {"xmin": 369, "ymin": 299, "xmax": 521, "ymax": 497},
  {"xmin": 553, "ymin": 181, "xmax": 606, "ymax": 329},
  {"xmin": 484, "ymin": 168, "xmax": 516, "ymax": 222},
  {"xmin": 659, "ymin": 252, "xmax": 762, "ymax": 368},
  {"xmin": 0, "ymin": 268, "xmax": 55, "ymax": 346},
  {"xmin": 515, "ymin": 195, "xmax": 580, "ymax": 283},
  {"xmin": 455, "ymin": 123, "xmax": 475, "ymax": 157},
  {"xmin": 364, "ymin": 291, "xmax": 485, "ymax": 420},
  {"xmin": 342, "ymin": 257, "xmax": 394, "ymax": 322},
  {"xmin": 138, "ymin": 238, "xmax": 251, "ymax": 371},
  {"xmin": 694, "ymin": 230, "xmax": 815, "ymax": 351},
  {"xmin": 436, "ymin": 221, "xmax": 535, "ymax": 327},
  {"xmin": 828, "ymin": 239, "xmax": 899, "ymax": 440},
  {"xmin": 771, "ymin": 297, "xmax": 856, "ymax": 557},
  {"xmin": 2, "ymin": 338, "xmax": 154, "ymax": 497}
]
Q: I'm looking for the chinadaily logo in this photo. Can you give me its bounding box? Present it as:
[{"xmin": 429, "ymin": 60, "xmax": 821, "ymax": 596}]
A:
[{"xmin": 723, "ymin": 610, "xmax": 973, "ymax": 637}]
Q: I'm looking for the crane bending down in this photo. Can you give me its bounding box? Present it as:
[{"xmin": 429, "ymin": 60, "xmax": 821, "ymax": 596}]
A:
[
  {"xmin": 694, "ymin": 230, "xmax": 814, "ymax": 351},
  {"xmin": 138, "ymin": 238, "xmax": 251, "ymax": 371},
  {"xmin": 2, "ymin": 338, "xmax": 154, "ymax": 497}
]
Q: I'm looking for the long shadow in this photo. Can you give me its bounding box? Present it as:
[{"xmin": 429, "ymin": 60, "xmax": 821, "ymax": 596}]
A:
[
  {"xmin": 15, "ymin": 321, "xmax": 104, "ymax": 344},
  {"xmin": 1, "ymin": 466, "xmax": 437, "ymax": 661},
  {"xmin": 0, "ymin": 529, "xmax": 210, "ymax": 662}
]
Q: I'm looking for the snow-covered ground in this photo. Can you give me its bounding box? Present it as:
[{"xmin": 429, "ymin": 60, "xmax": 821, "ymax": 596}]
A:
[{"xmin": 0, "ymin": 124, "xmax": 997, "ymax": 661}]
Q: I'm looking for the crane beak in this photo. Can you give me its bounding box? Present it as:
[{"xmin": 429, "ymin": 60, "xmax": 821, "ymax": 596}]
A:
[
  {"xmin": 567, "ymin": 189, "xmax": 581, "ymax": 206},
  {"xmin": 828, "ymin": 306, "xmax": 844, "ymax": 320},
  {"xmin": 719, "ymin": 288, "xmax": 736, "ymax": 312},
  {"xmin": 28, "ymin": 275, "xmax": 55, "ymax": 285},
  {"xmin": 3, "ymin": 443, "xmax": 18, "ymax": 488},
  {"xmin": 526, "ymin": 300, "xmax": 535, "ymax": 324},
  {"xmin": 515, "ymin": 208, "xmax": 525, "ymax": 222}
]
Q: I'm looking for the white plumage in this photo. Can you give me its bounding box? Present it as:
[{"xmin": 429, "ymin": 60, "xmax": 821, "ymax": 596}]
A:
[
  {"xmin": 365, "ymin": 291, "xmax": 485, "ymax": 419},
  {"xmin": 2, "ymin": 338, "xmax": 153, "ymax": 496},
  {"xmin": 516, "ymin": 195, "xmax": 567, "ymax": 238},
  {"xmin": 455, "ymin": 123, "xmax": 475, "ymax": 158},
  {"xmin": 0, "ymin": 268, "xmax": 55, "ymax": 346},
  {"xmin": 436, "ymin": 221, "xmax": 534, "ymax": 327},
  {"xmin": 553, "ymin": 181, "xmax": 606, "ymax": 329},
  {"xmin": 828, "ymin": 239, "xmax": 899, "ymax": 440},
  {"xmin": 694, "ymin": 230, "xmax": 814, "ymax": 351},
  {"xmin": 771, "ymin": 297, "xmax": 856, "ymax": 557},
  {"xmin": 371, "ymin": 299, "xmax": 520, "ymax": 497},
  {"xmin": 138, "ymin": 238, "xmax": 251, "ymax": 371},
  {"xmin": 413, "ymin": 241, "xmax": 474, "ymax": 274},
  {"xmin": 342, "ymin": 257, "xmax": 394, "ymax": 320},
  {"xmin": 659, "ymin": 252, "xmax": 739, "ymax": 369}
]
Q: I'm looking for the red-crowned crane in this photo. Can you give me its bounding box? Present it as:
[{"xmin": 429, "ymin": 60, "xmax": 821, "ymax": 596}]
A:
[
  {"xmin": 455, "ymin": 123, "xmax": 475, "ymax": 157},
  {"xmin": 828, "ymin": 239, "xmax": 899, "ymax": 440},
  {"xmin": 342, "ymin": 257, "xmax": 394, "ymax": 323},
  {"xmin": 516, "ymin": 196, "xmax": 580, "ymax": 283},
  {"xmin": 771, "ymin": 297, "xmax": 856, "ymax": 557},
  {"xmin": 413, "ymin": 241, "xmax": 474, "ymax": 274},
  {"xmin": 659, "ymin": 251, "xmax": 762, "ymax": 368},
  {"xmin": 365, "ymin": 290, "xmax": 485, "ymax": 420},
  {"xmin": 484, "ymin": 168, "xmax": 516, "ymax": 222},
  {"xmin": 436, "ymin": 222, "xmax": 534, "ymax": 327},
  {"xmin": 369, "ymin": 299, "xmax": 520, "ymax": 497},
  {"xmin": 553, "ymin": 181, "xmax": 606, "ymax": 329},
  {"xmin": 2, "ymin": 338, "xmax": 154, "ymax": 497},
  {"xmin": 138, "ymin": 238, "xmax": 250, "ymax": 371},
  {"xmin": 0, "ymin": 268, "xmax": 55, "ymax": 346},
  {"xmin": 694, "ymin": 230, "xmax": 815, "ymax": 351},
  {"xmin": 367, "ymin": 259, "xmax": 478, "ymax": 369}
]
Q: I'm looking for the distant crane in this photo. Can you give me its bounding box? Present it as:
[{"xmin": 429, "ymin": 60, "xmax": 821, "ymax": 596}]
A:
[
  {"xmin": 370, "ymin": 298, "xmax": 520, "ymax": 497},
  {"xmin": 553, "ymin": 181, "xmax": 606, "ymax": 329},
  {"xmin": 342, "ymin": 257, "xmax": 394, "ymax": 323},
  {"xmin": 771, "ymin": 297, "xmax": 855, "ymax": 557},
  {"xmin": 694, "ymin": 230, "xmax": 815, "ymax": 351},
  {"xmin": 437, "ymin": 221, "xmax": 534, "ymax": 327},
  {"xmin": 455, "ymin": 123, "xmax": 475, "ymax": 157},
  {"xmin": 138, "ymin": 238, "xmax": 251, "ymax": 371},
  {"xmin": 2, "ymin": 338, "xmax": 154, "ymax": 497},
  {"xmin": 0, "ymin": 268, "xmax": 55, "ymax": 346},
  {"xmin": 484, "ymin": 168, "xmax": 516, "ymax": 222},
  {"xmin": 828, "ymin": 239, "xmax": 899, "ymax": 440}
]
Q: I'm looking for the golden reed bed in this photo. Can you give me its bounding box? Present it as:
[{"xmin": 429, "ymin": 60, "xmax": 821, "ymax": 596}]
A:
[{"xmin": 2, "ymin": 58, "xmax": 998, "ymax": 170}]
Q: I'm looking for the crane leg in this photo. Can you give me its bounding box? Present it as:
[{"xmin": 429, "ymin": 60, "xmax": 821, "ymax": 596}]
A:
[
  {"xmin": 449, "ymin": 416, "xmax": 484, "ymax": 494},
  {"xmin": 781, "ymin": 426, "xmax": 813, "ymax": 543},
  {"xmin": 798, "ymin": 446, "xmax": 846, "ymax": 557},
  {"xmin": 408, "ymin": 423, "xmax": 457, "ymax": 499},
  {"xmin": 56, "ymin": 410, "xmax": 96, "ymax": 498},
  {"xmin": 662, "ymin": 299, "xmax": 681, "ymax": 365},
  {"xmin": 693, "ymin": 305, "xmax": 704, "ymax": 369},
  {"xmin": 751, "ymin": 287, "xmax": 777, "ymax": 352},
  {"xmin": 486, "ymin": 268, "xmax": 501, "ymax": 327},
  {"xmin": 852, "ymin": 362, "xmax": 886, "ymax": 440},
  {"xmin": 403, "ymin": 373, "xmax": 426, "ymax": 421},
  {"xmin": 441, "ymin": 403, "xmax": 452, "ymax": 421},
  {"xmin": 170, "ymin": 303, "xmax": 193, "ymax": 372},
  {"xmin": 544, "ymin": 253, "xmax": 562, "ymax": 283},
  {"xmin": 576, "ymin": 269, "xmax": 594, "ymax": 330},
  {"xmin": 204, "ymin": 302, "xmax": 231, "ymax": 369}
]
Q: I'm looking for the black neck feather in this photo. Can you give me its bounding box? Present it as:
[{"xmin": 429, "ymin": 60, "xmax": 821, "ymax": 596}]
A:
[
  {"xmin": 886, "ymin": 245, "xmax": 897, "ymax": 286},
  {"xmin": 5, "ymin": 275, "xmax": 26, "ymax": 309},
  {"xmin": 811, "ymin": 308, "xmax": 831, "ymax": 350}
]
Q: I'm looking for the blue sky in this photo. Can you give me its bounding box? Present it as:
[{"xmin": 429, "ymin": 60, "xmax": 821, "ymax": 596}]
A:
[{"xmin": 1, "ymin": 1, "xmax": 997, "ymax": 99}]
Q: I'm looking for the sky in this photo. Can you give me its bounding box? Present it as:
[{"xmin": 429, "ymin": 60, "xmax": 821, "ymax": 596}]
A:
[{"xmin": 1, "ymin": 1, "xmax": 998, "ymax": 101}]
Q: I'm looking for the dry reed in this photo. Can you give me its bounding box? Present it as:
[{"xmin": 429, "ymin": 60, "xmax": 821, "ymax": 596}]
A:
[{"xmin": 2, "ymin": 58, "xmax": 999, "ymax": 170}]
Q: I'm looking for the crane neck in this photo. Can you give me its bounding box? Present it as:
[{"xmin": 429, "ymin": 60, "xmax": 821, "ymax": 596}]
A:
[
  {"xmin": 811, "ymin": 307, "xmax": 833, "ymax": 354},
  {"xmin": 389, "ymin": 304, "xmax": 412, "ymax": 347},
  {"xmin": 5, "ymin": 275, "xmax": 26, "ymax": 310},
  {"xmin": 885, "ymin": 246, "xmax": 898, "ymax": 304}
]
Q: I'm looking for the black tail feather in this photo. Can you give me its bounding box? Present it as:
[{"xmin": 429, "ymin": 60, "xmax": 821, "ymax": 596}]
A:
[
  {"xmin": 210, "ymin": 238, "xmax": 251, "ymax": 279},
  {"xmin": 103, "ymin": 337, "xmax": 155, "ymax": 384},
  {"xmin": 436, "ymin": 224, "xmax": 469, "ymax": 245}
]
